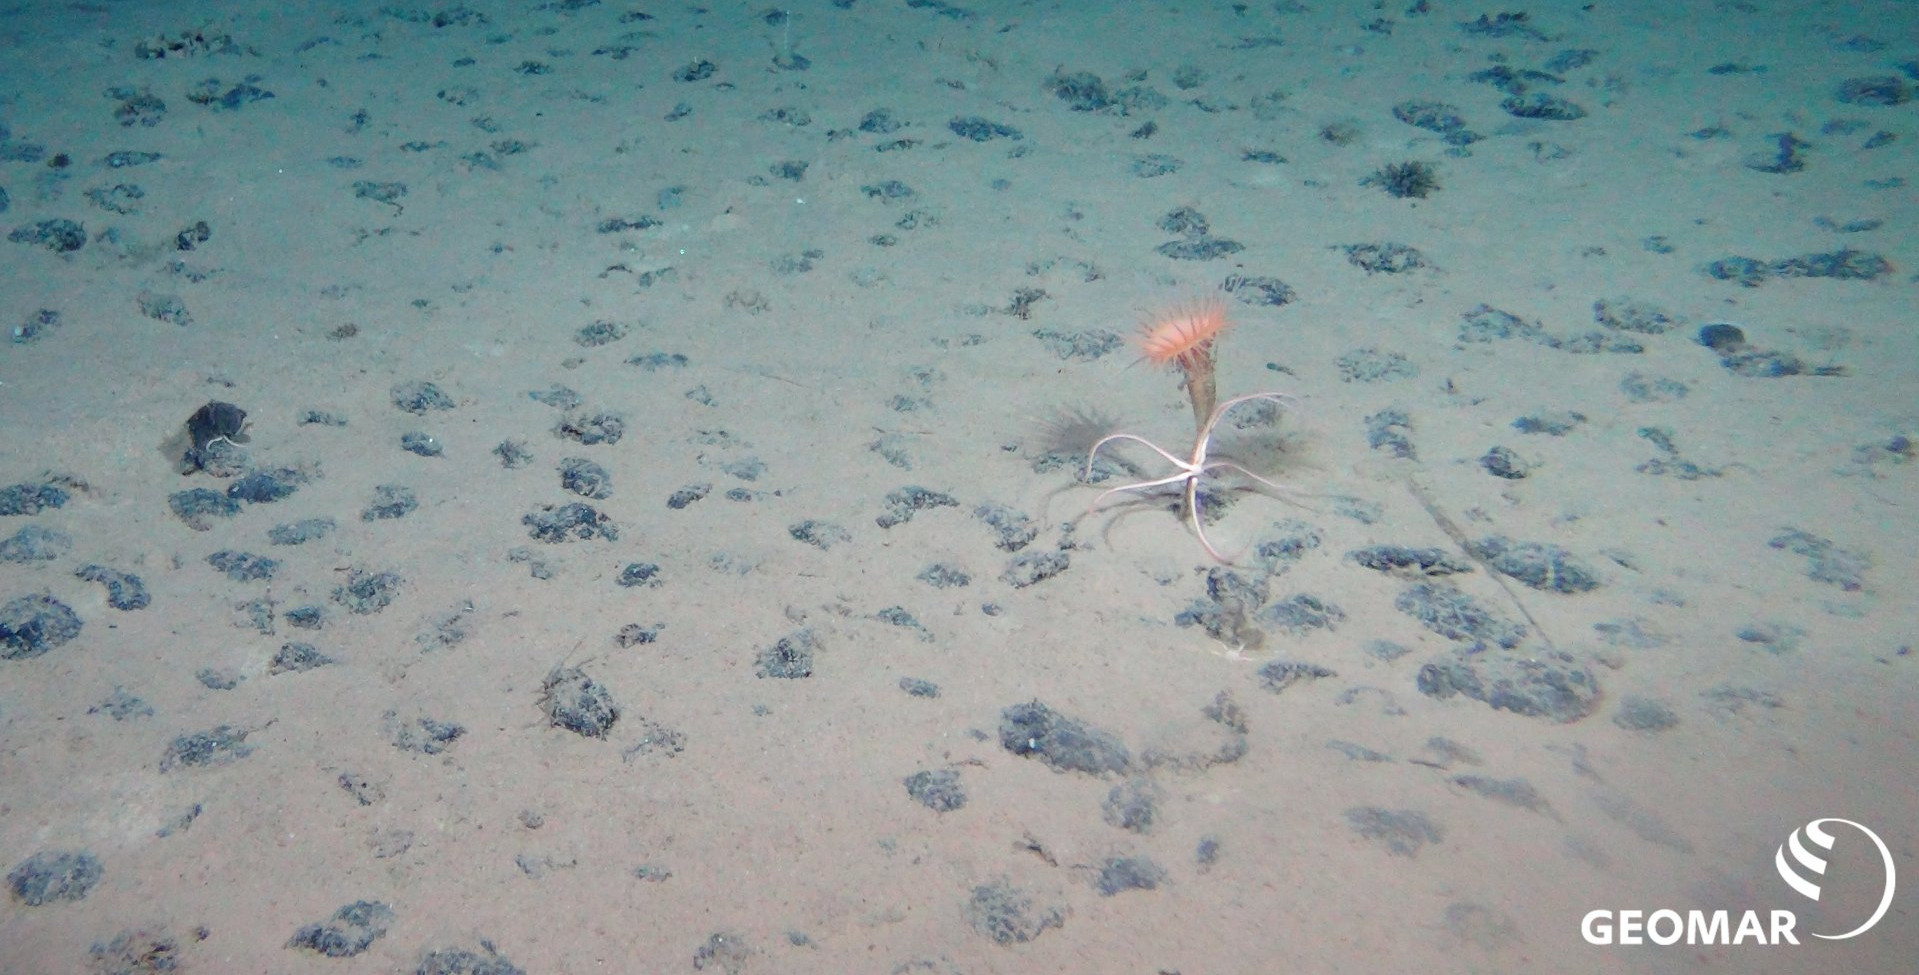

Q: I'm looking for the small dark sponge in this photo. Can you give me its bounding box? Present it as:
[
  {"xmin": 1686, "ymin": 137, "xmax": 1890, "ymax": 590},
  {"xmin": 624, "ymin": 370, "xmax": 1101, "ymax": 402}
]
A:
[
  {"xmin": 1363, "ymin": 160, "xmax": 1439, "ymax": 199},
  {"xmin": 1698, "ymin": 322, "xmax": 1747, "ymax": 352}
]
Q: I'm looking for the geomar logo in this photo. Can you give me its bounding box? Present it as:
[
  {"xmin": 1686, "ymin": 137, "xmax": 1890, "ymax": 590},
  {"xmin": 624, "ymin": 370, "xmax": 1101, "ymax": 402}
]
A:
[
  {"xmin": 1775, "ymin": 817, "xmax": 1897, "ymax": 940},
  {"xmin": 1582, "ymin": 817, "xmax": 1896, "ymax": 946}
]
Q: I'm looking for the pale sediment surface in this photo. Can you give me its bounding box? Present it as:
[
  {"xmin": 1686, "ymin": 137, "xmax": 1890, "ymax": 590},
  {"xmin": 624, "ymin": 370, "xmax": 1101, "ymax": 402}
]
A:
[{"xmin": 0, "ymin": 1, "xmax": 1914, "ymax": 972}]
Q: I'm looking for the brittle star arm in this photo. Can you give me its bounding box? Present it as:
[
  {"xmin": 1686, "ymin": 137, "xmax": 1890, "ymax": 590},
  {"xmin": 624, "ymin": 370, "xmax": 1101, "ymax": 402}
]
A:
[
  {"xmin": 1082, "ymin": 470, "xmax": 1197, "ymax": 516},
  {"xmin": 1184, "ymin": 474, "xmax": 1234, "ymax": 563},
  {"xmin": 1084, "ymin": 432, "xmax": 1192, "ymax": 476},
  {"xmin": 1205, "ymin": 460, "xmax": 1311, "ymax": 503}
]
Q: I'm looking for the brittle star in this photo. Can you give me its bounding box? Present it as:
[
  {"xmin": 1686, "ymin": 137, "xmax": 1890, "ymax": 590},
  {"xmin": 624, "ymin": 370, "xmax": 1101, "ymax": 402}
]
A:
[{"xmin": 1079, "ymin": 391, "xmax": 1303, "ymax": 563}]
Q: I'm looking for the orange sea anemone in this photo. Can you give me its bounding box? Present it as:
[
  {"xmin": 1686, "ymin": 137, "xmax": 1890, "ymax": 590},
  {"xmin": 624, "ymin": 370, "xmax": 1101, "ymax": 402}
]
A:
[{"xmin": 1137, "ymin": 296, "xmax": 1231, "ymax": 370}]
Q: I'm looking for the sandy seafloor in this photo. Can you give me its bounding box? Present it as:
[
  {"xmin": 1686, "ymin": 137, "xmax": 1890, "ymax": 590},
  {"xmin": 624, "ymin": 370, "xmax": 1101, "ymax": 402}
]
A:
[{"xmin": 0, "ymin": 0, "xmax": 1915, "ymax": 971}]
